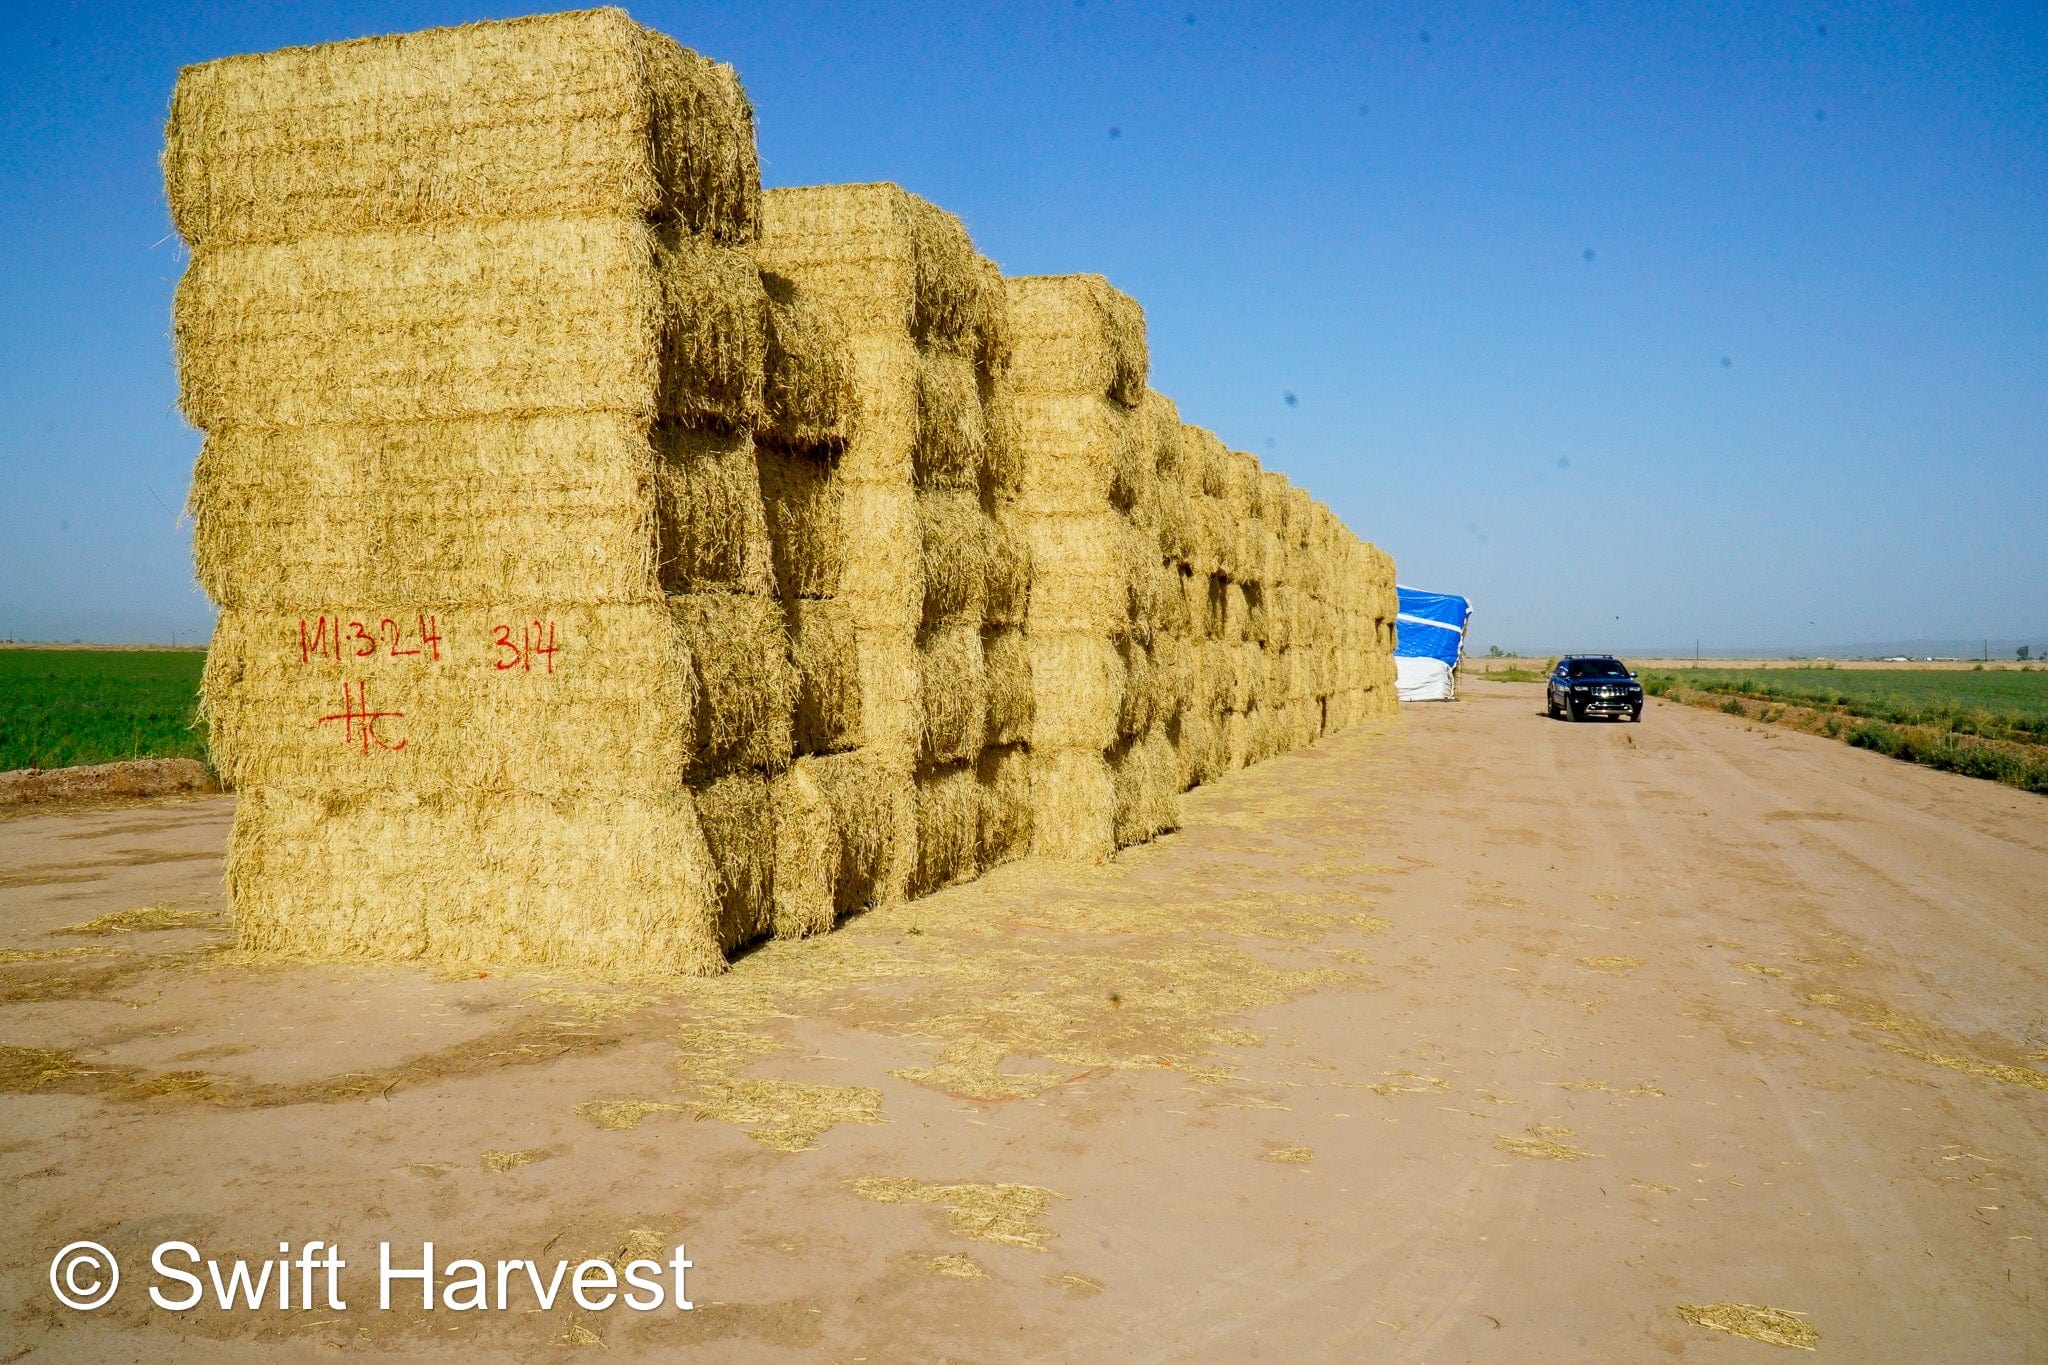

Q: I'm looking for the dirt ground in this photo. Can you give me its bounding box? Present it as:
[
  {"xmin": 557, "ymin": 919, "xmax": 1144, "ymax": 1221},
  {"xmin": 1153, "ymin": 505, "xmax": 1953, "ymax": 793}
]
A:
[{"xmin": 2, "ymin": 683, "xmax": 2042, "ymax": 1361}]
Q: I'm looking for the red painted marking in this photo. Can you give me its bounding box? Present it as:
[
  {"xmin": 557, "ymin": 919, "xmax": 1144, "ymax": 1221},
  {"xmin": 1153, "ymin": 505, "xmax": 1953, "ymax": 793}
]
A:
[
  {"xmin": 417, "ymin": 614, "xmax": 443, "ymax": 663},
  {"xmin": 298, "ymin": 616, "xmax": 330, "ymax": 665},
  {"xmin": 381, "ymin": 617, "xmax": 421, "ymax": 657},
  {"xmin": 316, "ymin": 681, "xmax": 407, "ymax": 755},
  {"xmin": 347, "ymin": 620, "xmax": 377, "ymax": 659}
]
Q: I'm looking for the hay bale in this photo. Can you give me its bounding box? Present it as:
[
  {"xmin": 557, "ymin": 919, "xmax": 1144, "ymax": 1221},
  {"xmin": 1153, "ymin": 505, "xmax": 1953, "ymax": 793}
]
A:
[
  {"xmin": 164, "ymin": 9, "xmax": 761, "ymax": 248},
  {"xmin": 228, "ymin": 786, "xmax": 723, "ymax": 977},
  {"xmin": 1028, "ymin": 748, "xmax": 1114, "ymax": 861},
  {"xmin": 694, "ymin": 770, "xmax": 775, "ymax": 952},
  {"xmin": 915, "ymin": 351, "xmax": 988, "ymax": 489},
  {"xmin": 769, "ymin": 760, "xmax": 835, "ymax": 939},
  {"xmin": 980, "ymin": 377, "xmax": 1024, "ymax": 502},
  {"xmin": 788, "ymin": 598, "xmax": 862, "ymax": 755},
  {"xmin": 983, "ymin": 507, "xmax": 1032, "ymax": 627},
  {"xmin": 1004, "ymin": 274, "xmax": 1147, "ymax": 406},
  {"xmin": 756, "ymin": 183, "xmax": 1006, "ymax": 369},
  {"xmin": 810, "ymin": 749, "xmax": 898, "ymax": 916},
  {"xmin": 982, "ymin": 626, "xmax": 1034, "ymax": 746},
  {"xmin": 1117, "ymin": 638, "xmax": 1157, "ymax": 739},
  {"xmin": 838, "ymin": 484, "xmax": 923, "ymax": 628},
  {"xmin": 913, "ymin": 760, "xmax": 980, "ymax": 894},
  {"xmin": 756, "ymin": 444, "xmax": 844, "ymax": 599},
  {"xmin": 1024, "ymin": 514, "xmax": 1142, "ymax": 636},
  {"xmin": 189, "ymin": 413, "xmax": 661, "ymax": 610},
  {"xmin": 202, "ymin": 602, "xmax": 694, "ymax": 797},
  {"xmin": 918, "ymin": 620, "xmax": 987, "ymax": 767},
  {"xmin": 656, "ymin": 426, "xmax": 776, "ymax": 596},
  {"xmin": 672, "ymin": 592, "xmax": 794, "ymax": 780},
  {"xmin": 759, "ymin": 271, "xmax": 854, "ymax": 453},
  {"xmin": 1027, "ymin": 634, "xmax": 1124, "ymax": 752},
  {"xmin": 919, "ymin": 489, "xmax": 989, "ymax": 627},
  {"xmin": 1109, "ymin": 730, "xmax": 1178, "ymax": 849},
  {"xmin": 1175, "ymin": 706, "xmax": 1218, "ymax": 790},
  {"xmin": 175, "ymin": 217, "xmax": 767, "ymax": 432},
  {"xmin": 852, "ymin": 629, "xmax": 922, "ymax": 759},
  {"xmin": 976, "ymin": 742, "xmax": 1033, "ymax": 868},
  {"xmin": 1009, "ymin": 393, "xmax": 1146, "ymax": 515}
]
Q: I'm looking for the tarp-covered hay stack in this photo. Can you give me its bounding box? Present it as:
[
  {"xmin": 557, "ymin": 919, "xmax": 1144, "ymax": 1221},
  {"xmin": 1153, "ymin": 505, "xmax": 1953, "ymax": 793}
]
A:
[
  {"xmin": 172, "ymin": 9, "xmax": 774, "ymax": 976},
  {"xmin": 172, "ymin": 7, "xmax": 1398, "ymax": 979}
]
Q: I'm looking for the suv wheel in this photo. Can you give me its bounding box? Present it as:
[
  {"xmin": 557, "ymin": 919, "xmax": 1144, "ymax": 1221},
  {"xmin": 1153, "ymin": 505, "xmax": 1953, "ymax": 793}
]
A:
[{"xmin": 1547, "ymin": 691, "xmax": 1560, "ymax": 719}]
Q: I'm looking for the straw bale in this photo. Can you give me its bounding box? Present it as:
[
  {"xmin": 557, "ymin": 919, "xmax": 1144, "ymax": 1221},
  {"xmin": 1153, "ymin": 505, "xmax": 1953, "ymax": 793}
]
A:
[
  {"xmin": 1028, "ymin": 634, "xmax": 1124, "ymax": 752},
  {"xmin": 809, "ymin": 749, "xmax": 899, "ymax": 916},
  {"xmin": 656, "ymin": 425, "xmax": 775, "ymax": 595},
  {"xmin": 975, "ymin": 743, "xmax": 1033, "ymax": 868},
  {"xmin": 756, "ymin": 444, "xmax": 843, "ymax": 599},
  {"xmin": 1028, "ymin": 747, "xmax": 1115, "ymax": 860},
  {"xmin": 1242, "ymin": 582, "xmax": 1271, "ymax": 645},
  {"xmin": 759, "ymin": 271, "xmax": 853, "ymax": 453},
  {"xmin": 1008, "ymin": 393, "xmax": 1147, "ymax": 516},
  {"xmin": 983, "ymin": 506, "xmax": 1032, "ymax": 627},
  {"xmin": 227, "ymin": 785, "xmax": 722, "ymax": 977},
  {"xmin": 913, "ymin": 760, "xmax": 980, "ymax": 894},
  {"xmin": 915, "ymin": 351, "xmax": 988, "ymax": 489},
  {"xmin": 918, "ymin": 620, "xmax": 987, "ymax": 767},
  {"xmin": 672, "ymin": 592, "xmax": 793, "ymax": 780},
  {"xmin": 982, "ymin": 626, "xmax": 1034, "ymax": 747},
  {"xmin": 1149, "ymin": 632, "xmax": 1192, "ymax": 723},
  {"xmin": 1151, "ymin": 561, "xmax": 1194, "ymax": 637},
  {"xmin": 838, "ymin": 484, "xmax": 922, "ymax": 629},
  {"xmin": 1143, "ymin": 723, "xmax": 1183, "ymax": 832},
  {"xmin": 1284, "ymin": 487, "xmax": 1316, "ymax": 550},
  {"xmin": 1109, "ymin": 725, "xmax": 1180, "ymax": 848},
  {"xmin": 1223, "ymin": 709, "xmax": 1252, "ymax": 771},
  {"xmin": 1116, "ymin": 638, "xmax": 1157, "ymax": 739},
  {"xmin": 788, "ymin": 598, "xmax": 862, "ymax": 755},
  {"xmin": 164, "ymin": 9, "xmax": 761, "ymax": 249},
  {"xmin": 980, "ymin": 377, "xmax": 1024, "ymax": 502},
  {"xmin": 768, "ymin": 760, "xmax": 835, "ymax": 939},
  {"xmin": 694, "ymin": 770, "xmax": 775, "ymax": 952},
  {"xmin": 919, "ymin": 489, "xmax": 989, "ymax": 626},
  {"xmin": 853, "ymin": 629, "xmax": 922, "ymax": 758},
  {"xmin": 755, "ymin": 183, "xmax": 1004, "ymax": 366},
  {"xmin": 175, "ymin": 217, "xmax": 766, "ymax": 432},
  {"xmin": 202, "ymin": 603, "xmax": 692, "ymax": 797},
  {"xmin": 189, "ymin": 412, "xmax": 662, "ymax": 610},
  {"xmin": 1024, "ymin": 514, "xmax": 1146, "ymax": 636},
  {"xmin": 1175, "ymin": 706, "xmax": 1219, "ymax": 790},
  {"xmin": 1220, "ymin": 580, "xmax": 1250, "ymax": 643},
  {"xmin": 1004, "ymin": 275, "xmax": 1148, "ymax": 406}
]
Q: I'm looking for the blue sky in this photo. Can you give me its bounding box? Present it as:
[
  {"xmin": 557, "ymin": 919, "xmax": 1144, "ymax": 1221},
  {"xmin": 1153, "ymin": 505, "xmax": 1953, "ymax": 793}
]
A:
[{"xmin": 1, "ymin": 1, "xmax": 2042, "ymax": 652}]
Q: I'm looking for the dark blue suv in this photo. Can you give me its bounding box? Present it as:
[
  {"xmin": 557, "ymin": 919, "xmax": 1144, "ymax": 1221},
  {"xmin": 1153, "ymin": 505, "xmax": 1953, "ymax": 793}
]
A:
[{"xmin": 1547, "ymin": 655, "xmax": 1644, "ymax": 722}]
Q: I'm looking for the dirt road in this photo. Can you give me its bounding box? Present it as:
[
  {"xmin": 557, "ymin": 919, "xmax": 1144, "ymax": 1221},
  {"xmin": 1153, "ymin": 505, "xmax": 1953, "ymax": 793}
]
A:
[{"xmin": 2, "ymin": 684, "xmax": 2042, "ymax": 1360}]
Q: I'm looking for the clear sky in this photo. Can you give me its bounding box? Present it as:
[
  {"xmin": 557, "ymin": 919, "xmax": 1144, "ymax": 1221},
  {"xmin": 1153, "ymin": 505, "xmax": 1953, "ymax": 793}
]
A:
[{"xmin": 2, "ymin": 2, "xmax": 2042, "ymax": 652}]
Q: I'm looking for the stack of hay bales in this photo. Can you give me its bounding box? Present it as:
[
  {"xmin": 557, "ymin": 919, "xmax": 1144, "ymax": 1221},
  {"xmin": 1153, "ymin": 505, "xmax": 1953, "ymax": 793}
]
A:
[
  {"xmin": 753, "ymin": 183, "xmax": 1020, "ymax": 904},
  {"xmin": 1004, "ymin": 275, "xmax": 1179, "ymax": 858},
  {"xmin": 170, "ymin": 9, "xmax": 777, "ymax": 976},
  {"xmin": 169, "ymin": 8, "xmax": 1403, "ymax": 975}
]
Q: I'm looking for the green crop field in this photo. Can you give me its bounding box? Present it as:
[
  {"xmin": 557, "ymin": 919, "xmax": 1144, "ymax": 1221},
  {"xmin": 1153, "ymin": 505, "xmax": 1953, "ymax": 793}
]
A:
[
  {"xmin": 0, "ymin": 649, "xmax": 209, "ymax": 771},
  {"xmin": 1641, "ymin": 666, "xmax": 2048, "ymax": 793},
  {"xmin": 1640, "ymin": 667, "xmax": 2048, "ymax": 741}
]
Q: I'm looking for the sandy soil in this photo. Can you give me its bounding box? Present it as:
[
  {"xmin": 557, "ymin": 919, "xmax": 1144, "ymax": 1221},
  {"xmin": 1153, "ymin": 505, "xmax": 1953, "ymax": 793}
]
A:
[{"xmin": 2, "ymin": 684, "xmax": 2042, "ymax": 1361}]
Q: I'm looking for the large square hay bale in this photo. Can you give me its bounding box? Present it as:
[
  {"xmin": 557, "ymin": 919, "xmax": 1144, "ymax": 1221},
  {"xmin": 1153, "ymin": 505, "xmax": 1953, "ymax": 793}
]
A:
[
  {"xmin": 913, "ymin": 760, "xmax": 981, "ymax": 894},
  {"xmin": 1028, "ymin": 748, "xmax": 1114, "ymax": 861},
  {"xmin": 175, "ymin": 218, "xmax": 766, "ymax": 432},
  {"xmin": 756, "ymin": 444, "xmax": 844, "ymax": 599},
  {"xmin": 975, "ymin": 742, "xmax": 1033, "ymax": 868},
  {"xmin": 202, "ymin": 602, "xmax": 694, "ymax": 797},
  {"xmin": 164, "ymin": 9, "xmax": 761, "ymax": 248},
  {"xmin": 1004, "ymin": 274, "xmax": 1147, "ymax": 406},
  {"xmin": 788, "ymin": 598, "xmax": 862, "ymax": 755},
  {"xmin": 759, "ymin": 270, "xmax": 854, "ymax": 453},
  {"xmin": 228, "ymin": 786, "xmax": 722, "ymax": 978},
  {"xmin": 695, "ymin": 770, "xmax": 775, "ymax": 951}
]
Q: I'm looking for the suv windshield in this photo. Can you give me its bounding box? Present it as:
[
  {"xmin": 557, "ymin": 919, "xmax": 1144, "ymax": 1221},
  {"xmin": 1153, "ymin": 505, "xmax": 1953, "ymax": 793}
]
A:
[{"xmin": 1566, "ymin": 660, "xmax": 1629, "ymax": 679}]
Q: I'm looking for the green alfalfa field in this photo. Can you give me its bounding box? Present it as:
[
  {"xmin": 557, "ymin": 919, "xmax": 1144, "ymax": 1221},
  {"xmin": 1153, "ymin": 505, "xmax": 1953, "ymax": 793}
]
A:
[
  {"xmin": 0, "ymin": 648, "xmax": 209, "ymax": 771},
  {"xmin": 1640, "ymin": 665, "xmax": 2048, "ymax": 793}
]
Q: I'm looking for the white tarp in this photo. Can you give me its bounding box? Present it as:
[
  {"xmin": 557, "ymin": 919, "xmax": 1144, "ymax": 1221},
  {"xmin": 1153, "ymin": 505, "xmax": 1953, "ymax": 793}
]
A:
[{"xmin": 1396, "ymin": 655, "xmax": 1456, "ymax": 702}]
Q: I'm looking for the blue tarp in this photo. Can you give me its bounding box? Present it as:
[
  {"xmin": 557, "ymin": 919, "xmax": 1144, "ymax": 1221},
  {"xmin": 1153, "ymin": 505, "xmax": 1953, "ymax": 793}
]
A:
[{"xmin": 1394, "ymin": 586, "xmax": 1471, "ymax": 667}]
